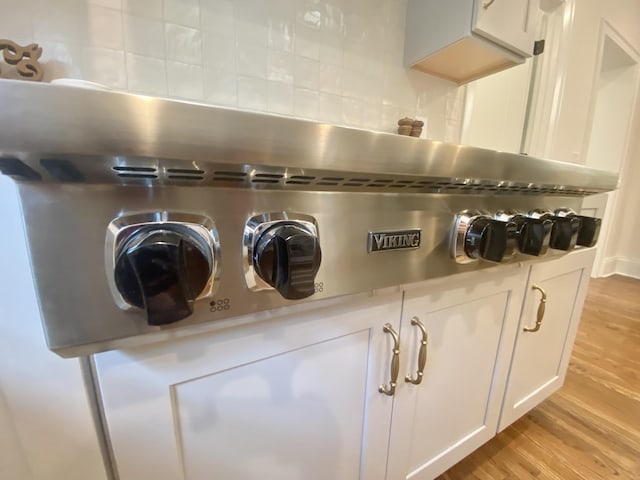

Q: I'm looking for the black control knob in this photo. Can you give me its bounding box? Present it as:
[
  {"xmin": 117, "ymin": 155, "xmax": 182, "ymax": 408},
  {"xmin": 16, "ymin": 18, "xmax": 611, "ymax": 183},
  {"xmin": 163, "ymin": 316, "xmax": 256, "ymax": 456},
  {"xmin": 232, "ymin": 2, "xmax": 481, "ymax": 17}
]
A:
[
  {"xmin": 549, "ymin": 216, "xmax": 581, "ymax": 250},
  {"xmin": 575, "ymin": 215, "xmax": 601, "ymax": 247},
  {"xmin": 554, "ymin": 209, "xmax": 602, "ymax": 247},
  {"xmin": 114, "ymin": 228, "xmax": 212, "ymax": 325},
  {"xmin": 511, "ymin": 215, "xmax": 553, "ymax": 256},
  {"xmin": 254, "ymin": 223, "xmax": 322, "ymax": 300},
  {"xmin": 464, "ymin": 216, "xmax": 517, "ymax": 263}
]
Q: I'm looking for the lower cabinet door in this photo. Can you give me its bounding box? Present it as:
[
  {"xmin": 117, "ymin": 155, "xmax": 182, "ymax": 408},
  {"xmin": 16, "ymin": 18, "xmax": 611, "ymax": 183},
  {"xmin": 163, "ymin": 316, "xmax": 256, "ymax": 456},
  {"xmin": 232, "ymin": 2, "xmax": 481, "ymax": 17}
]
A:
[
  {"xmin": 386, "ymin": 266, "xmax": 527, "ymax": 480},
  {"xmin": 498, "ymin": 248, "xmax": 596, "ymax": 430},
  {"xmin": 93, "ymin": 291, "xmax": 402, "ymax": 480}
]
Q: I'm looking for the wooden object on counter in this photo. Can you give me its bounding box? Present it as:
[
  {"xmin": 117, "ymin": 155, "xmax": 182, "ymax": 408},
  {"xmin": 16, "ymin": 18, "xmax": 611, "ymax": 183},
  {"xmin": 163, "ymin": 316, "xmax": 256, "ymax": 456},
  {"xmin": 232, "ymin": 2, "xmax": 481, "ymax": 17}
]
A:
[
  {"xmin": 0, "ymin": 39, "xmax": 44, "ymax": 81},
  {"xmin": 410, "ymin": 120, "xmax": 424, "ymax": 137},
  {"xmin": 397, "ymin": 117, "xmax": 413, "ymax": 135},
  {"xmin": 397, "ymin": 118, "xmax": 423, "ymax": 137}
]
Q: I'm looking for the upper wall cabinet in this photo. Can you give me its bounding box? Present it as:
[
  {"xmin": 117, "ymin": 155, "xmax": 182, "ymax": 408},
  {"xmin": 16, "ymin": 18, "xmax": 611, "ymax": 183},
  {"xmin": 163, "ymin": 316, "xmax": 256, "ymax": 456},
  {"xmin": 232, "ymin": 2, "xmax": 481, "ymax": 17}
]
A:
[{"xmin": 404, "ymin": 0, "xmax": 539, "ymax": 84}]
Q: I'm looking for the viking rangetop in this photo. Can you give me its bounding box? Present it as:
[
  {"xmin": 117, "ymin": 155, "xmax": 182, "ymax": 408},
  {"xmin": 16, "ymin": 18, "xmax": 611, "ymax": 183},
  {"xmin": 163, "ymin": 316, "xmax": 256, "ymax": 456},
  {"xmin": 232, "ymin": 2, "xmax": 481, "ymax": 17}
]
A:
[{"xmin": 0, "ymin": 79, "xmax": 617, "ymax": 357}]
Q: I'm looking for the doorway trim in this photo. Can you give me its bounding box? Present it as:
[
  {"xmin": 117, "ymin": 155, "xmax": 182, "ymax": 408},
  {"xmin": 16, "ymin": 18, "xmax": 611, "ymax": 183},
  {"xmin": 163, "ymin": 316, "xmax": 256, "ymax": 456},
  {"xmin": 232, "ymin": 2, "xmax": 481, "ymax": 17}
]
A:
[{"xmin": 581, "ymin": 20, "xmax": 640, "ymax": 278}]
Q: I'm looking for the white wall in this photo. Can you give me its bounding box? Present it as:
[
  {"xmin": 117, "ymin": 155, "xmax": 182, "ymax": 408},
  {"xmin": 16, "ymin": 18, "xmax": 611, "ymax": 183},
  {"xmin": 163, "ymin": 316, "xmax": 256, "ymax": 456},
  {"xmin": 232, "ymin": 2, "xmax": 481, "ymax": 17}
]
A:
[
  {"xmin": 550, "ymin": 0, "xmax": 640, "ymax": 165},
  {"xmin": 584, "ymin": 65, "xmax": 638, "ymax": 173},
  {"xmin": 461, "ymin": 59, "xmax": 532, "ymax": 153},
  {"xmin": 547, "ymin": 0, "xmax": 640, "ymax": 278},
  {"xmin": 607, "ymin": 116, "xmax": 640, "ymax": 278}
]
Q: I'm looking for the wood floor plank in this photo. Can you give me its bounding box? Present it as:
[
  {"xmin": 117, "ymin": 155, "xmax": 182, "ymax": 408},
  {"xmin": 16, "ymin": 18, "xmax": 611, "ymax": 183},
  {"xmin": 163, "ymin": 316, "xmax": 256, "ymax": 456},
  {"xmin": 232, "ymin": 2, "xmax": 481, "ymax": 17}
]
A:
[{"xmin": 438, "ymin": 275, "xmax": 640, "ymax": 480}]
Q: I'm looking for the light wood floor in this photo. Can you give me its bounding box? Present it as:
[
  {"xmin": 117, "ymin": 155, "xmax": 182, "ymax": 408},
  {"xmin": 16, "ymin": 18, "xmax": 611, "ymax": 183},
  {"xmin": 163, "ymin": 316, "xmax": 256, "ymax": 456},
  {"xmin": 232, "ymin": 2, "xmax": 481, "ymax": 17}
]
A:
[{"xmin": 439, "ymin": 275, "xmax": 640, "ymax": 480}]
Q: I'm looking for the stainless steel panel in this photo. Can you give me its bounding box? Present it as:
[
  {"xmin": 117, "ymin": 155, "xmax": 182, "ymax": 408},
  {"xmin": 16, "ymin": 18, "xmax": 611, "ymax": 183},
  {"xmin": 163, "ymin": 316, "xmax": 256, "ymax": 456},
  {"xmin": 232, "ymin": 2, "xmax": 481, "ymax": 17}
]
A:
[
  {"xmin": 17, "ymin": 182, "xmax": 583, "ymax": 356},
  {"xmin": 0, "ymin": 80, "xmax": 618, "ymax": 193}
]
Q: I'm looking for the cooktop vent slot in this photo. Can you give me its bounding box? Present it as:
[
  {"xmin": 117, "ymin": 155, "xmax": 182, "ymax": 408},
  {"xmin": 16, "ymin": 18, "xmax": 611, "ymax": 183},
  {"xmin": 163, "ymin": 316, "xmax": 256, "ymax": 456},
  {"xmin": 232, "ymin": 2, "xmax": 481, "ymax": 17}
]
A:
[{"xmin": 112, "ymin": 165, "xmax": 158, "ymax": 179}]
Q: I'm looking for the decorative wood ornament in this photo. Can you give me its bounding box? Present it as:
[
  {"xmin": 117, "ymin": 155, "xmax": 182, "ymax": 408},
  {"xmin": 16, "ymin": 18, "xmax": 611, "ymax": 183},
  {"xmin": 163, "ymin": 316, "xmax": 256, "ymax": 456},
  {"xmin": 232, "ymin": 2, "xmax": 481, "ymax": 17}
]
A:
[
  {"xmin": 0, "ymin": 39, "xmax": 44, "ymax": 81},
  {"xmin": 397, "ymin": 117, "xmax": 423, "ymax": 137}
]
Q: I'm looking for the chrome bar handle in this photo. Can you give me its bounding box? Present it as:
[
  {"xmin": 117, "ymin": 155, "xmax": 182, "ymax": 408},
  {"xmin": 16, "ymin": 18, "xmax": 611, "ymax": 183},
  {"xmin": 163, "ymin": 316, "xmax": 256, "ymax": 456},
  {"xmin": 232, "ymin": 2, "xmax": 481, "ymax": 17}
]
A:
[
  {"xmin": 523, "ymin": 284, "xmax": 547, "ymax": 332},
  {"xmin": 379, "ymin": 323, "xmax": 400, "ymax": 396},
  {"xmin": 405, "ymin": 317, "xmax": 428, "ymax": 385}
]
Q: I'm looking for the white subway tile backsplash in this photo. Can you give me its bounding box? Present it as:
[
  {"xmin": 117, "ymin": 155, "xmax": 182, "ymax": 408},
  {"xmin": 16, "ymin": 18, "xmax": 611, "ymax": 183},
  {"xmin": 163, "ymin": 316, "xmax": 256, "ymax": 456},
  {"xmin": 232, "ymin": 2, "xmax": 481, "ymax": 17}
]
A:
[
  {"xmin": 123, "ymin": 0, "xmax": 162, "ymax": 20},
  {"xmin": 237, "ymin": 75, "xmax": 268, "ymax": 111},
  {"xmin": 342, "ymin": 96, "xmax": 364, "ymax": 126},
  {"xmin": 381, "ymin": 104, "xmax": 404, "ymax": 134},
  {"xmin": 200, "ymin": 1, "xmax": 235, "ymax": 36},
  {"xmin": 267, "ymin": 80, "xmax": 294, "ymax": 114},
  {"xmin": 87, "ymin": 5, "xmax": 123, "ymax": 50},
  {"xmin": 126, "ymin": 54, "xmax": 166, "ymax": 95},
  {"xmin": 124, "ymin": 14, "xmax": 165, "ymax": 58},
  {"xmin": 267, "ymin": 19, "xmax": 295, "ymax": 52},
  {"xmin": 204, "ymin": 69, "xmax": 236, "ymax": 105},
  {"xmin": 446, "ymin": 88, "xmax": 466, "ymax": 121},
  {"xmin": 318, "ymin": 92, "xmax": 342, "ymax": 124},
  {"xmin": 1, "ymin": 0, "xmax": 465, "ymax": 141},
  {"xmin": 236, "ymin": 20, "xmax": 269, "ymax": 47},
  {"xmin": 234, "ymin": 0, "xmax": 268, "ymax": 24},
  {"xmin": 201, "ymin": 0, "xmax": 234, "ymax": 17},
  {"xmin": 343, "ymin": 44, "xmax": 368, "ymax": 72},
  {"xmin": 427, "ymin": 114, "xmax": 447, "ymax": 141},
  {"xmin": 296, "ymin": 5, "xmax": 322, "ymax": 30},
  {"xmin": 167, "ymin": 61, "xmax": 203, "ymax": 100},
  {"xmin": 90, "ymin": 0, "xmax": 122, "ymax": 9},
  {"xmin": 294, "ymin": 56, "xmax": 319, "ymax": 91},
  {"xmin": 82, "ymin": 47, "xmax": 127, "ymax": 89},
  {"xmin": 318, "ymin": 41, "xmax": 343, "ymax": 67},
  {"xmin": 343, "ymin": 12, "xmax": 367, "ymax": 44},
  {"xmin": 445, "ymin": 116, "xmax": 460, "ymax": 143},
  {"xmin": 342, "ymin": 69, "xmax": 365, "ymax": 99},
  {"xmin": 294, "ymin": 88, "xmax": 319, "ymax": 119},
  {"xmin": 0, "ymin": 2, "xmax": 33, "ymax": 45},
  {"xmin": 318, "ymin": 63, "xmax": 341, "ymax": 95},
  {"xmin": 295, "ymin": 27, "xmax": 321, "ymax": 61},
  {"xmin": 165, "ymin": 23, "xmax": 202, "ymax": 65},
  {"xmin": 361, "ymin": 101, "xmax": 382, "ymax": 130},
  {"xmin": 38, "ymin": 41, "xmax": 83, "ymax": 81},
  {"xmin": 202, "ymin": 32, "xmax": 236, "ymax": 71},
  {"xmin": 322, "ymin": 3, "xmax": 345, "ymax": 36},
  {"xmin": 164, "ymin": 0, "xmax": 200, "ymax": 28},
  {"xmin": 237, "ymin": 44, "xmax": 268, "ymax": 79},
  {"xmin": 267, "ymin": 50, "xmax": 294, "ymax": 83},
  {"xmin": 361, "ymin": 76, "xmax": 383, "ymax": 104},
  {"xmin": 32, "ymin": 1, "xmax": 85, "ymax": 45}
]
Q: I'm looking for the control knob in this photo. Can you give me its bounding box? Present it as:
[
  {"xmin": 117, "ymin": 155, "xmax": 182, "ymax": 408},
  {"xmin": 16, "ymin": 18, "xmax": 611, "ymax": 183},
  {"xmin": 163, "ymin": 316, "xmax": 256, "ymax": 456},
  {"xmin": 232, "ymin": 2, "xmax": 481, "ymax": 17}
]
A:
[
  {"xmin": 253, "ymin": 222, "xmax": 322, "ymax": 300},
  {"xmin": 453, "ymin": 212, "xmax": 517, "ymax": 263},
  {"xmin": 114, "ymin": 227, "xmax": 212, "ymax": 325},
  {"xmin": 528, "ymin": 209, "xmax": 581, "ymax": 251},
  {"xmin": 496, "ymin": 211, "xmax": 552, "ymax": 256},
  {"xmin": 554, "ymin": 209, "xmax": 602, "ymax": 247}
]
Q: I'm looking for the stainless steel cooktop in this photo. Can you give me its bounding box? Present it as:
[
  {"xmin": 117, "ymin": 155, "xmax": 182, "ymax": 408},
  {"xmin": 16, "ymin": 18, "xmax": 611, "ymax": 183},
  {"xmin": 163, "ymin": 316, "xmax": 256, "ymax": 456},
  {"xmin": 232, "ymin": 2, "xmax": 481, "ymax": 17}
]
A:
[{"xmin": 0, "ymin": 80, "xmax": 618, "ymax": 357}]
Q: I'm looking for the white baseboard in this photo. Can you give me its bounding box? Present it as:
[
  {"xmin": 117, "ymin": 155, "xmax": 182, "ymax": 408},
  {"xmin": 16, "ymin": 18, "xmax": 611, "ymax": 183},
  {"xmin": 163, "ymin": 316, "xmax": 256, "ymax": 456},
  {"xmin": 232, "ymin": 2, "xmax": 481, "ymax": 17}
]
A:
[
  {"xmin": 614, "ymin": 257, "xmax": 640, "ymax": 279},
  {"xmin": 599, "ymin": 257, "xmax": 619, "ymax": 277}
]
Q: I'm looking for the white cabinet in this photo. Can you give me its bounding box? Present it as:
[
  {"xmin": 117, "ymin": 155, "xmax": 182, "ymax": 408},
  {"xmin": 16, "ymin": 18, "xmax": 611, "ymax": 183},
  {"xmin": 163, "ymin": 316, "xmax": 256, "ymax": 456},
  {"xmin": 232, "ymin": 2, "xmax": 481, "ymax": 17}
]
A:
[
  {"xmin": 94, "ymin": 291, "xmax": 402, "ymax": 480},
  {"xmin": 386, "ymin": 266, "xmax": 528, "ymax": 479},
  {"xmin": 499, "ymin": 248, "xmax": 595, "ymax": 430},
  {"xmin": 404, "ymin": 0, "xmax": 538, "ymax": 84},
  {"xmin": 94, "ymin": 249, "xmax": 597, "ymax": 480},
  {"xmin": 474, "ymin": 0, "xmax": 537, "ymax": 56}
]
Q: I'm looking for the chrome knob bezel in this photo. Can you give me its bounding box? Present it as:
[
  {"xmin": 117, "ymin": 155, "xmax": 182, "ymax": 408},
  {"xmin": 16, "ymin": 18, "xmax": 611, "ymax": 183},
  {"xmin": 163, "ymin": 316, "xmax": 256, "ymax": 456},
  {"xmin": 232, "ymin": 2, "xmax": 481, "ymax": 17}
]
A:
[
  {"xmin": 243, "ymin": 212, "xmax": 320, "ymax": 292},
  {"xmin": 451, "ymin": 210, "xmax": 479, "ymax": 264},
  {"xmin": 105, "ymin": 211, "xmax": 220, "ymax": 311}
]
